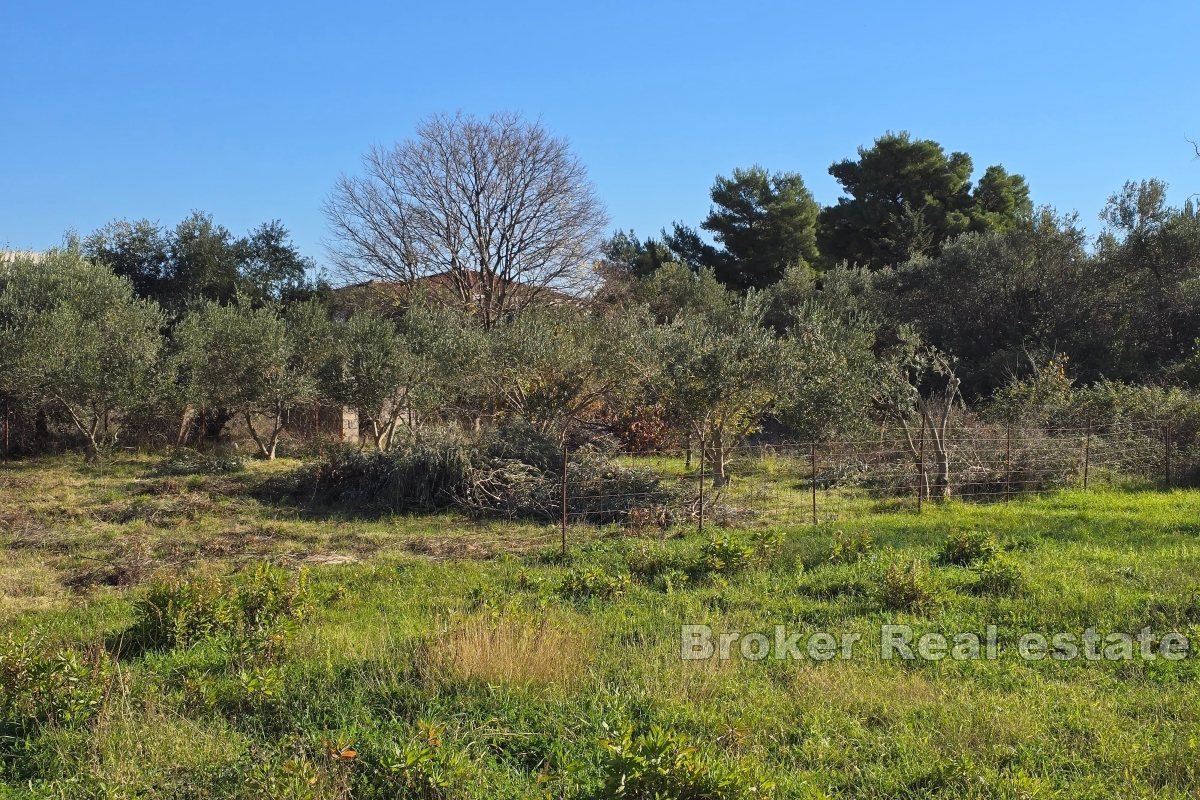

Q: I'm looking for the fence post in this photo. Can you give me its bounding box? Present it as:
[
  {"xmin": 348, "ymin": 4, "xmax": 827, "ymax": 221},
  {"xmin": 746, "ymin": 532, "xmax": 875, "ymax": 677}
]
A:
[
  {"xmin": 1165, "ymin": 420, "xmax": 1173, "ymax": 489},
  {"xmin": 560, "ymin": 442, "xmax": 568, "ymax": 558},
  {"xmin": 1004, "ymin": 423, "xmax": 1012, "ymax": 498},
  {"xmin": 810, "ymin": 441, "xmax": 818, "ymax": 526},
  {"xmin": 1083, "ymin": 425, "xmax": 1091, "ymax": 490},
  {"xmin": 917, "ymin": 415, "xmax": 926, "ymax": 514},
  {"xmin": 697, "ymin": 439, "xmax": 705, "ymax": 535}
]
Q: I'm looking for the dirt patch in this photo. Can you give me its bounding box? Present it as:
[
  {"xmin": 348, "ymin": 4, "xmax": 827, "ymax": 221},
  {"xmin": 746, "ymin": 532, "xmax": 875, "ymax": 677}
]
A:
[
  {"xmin": 404, "ymin": 536, "xmax": 498, "ymax": 560},
  {"xmin": 299, "ymin": 553, "xmax": 359, "ymax": 566}
]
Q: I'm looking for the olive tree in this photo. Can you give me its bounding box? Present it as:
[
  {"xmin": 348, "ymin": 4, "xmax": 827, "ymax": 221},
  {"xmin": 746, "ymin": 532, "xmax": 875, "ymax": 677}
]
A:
[
  {"xmin": 482, "ymin": 306, "xmax": 653, "ymax": 443},
  {"xmin": 173, "ymin": 300, "xmax": 332, "ymax": 458},
  {"xmin": 0, "ymin": 250, "xmax": 165, "ymax": 458},
  {"xmin": 873, "ymin": 327, "xmax": 962, "ymax": 500},
  {"xmin": 330, "ymin": 312, "xmax": 413, "ymax": 450},
  {"xmin": 652, "ymin": 300, "xmax": 787, "ymax": 485}
]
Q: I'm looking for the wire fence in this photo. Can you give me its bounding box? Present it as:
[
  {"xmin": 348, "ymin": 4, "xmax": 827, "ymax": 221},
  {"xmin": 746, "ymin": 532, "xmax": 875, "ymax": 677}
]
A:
[{"xmin": 549, "ymin": 419, "xmax": 1192, "ymax": 551}]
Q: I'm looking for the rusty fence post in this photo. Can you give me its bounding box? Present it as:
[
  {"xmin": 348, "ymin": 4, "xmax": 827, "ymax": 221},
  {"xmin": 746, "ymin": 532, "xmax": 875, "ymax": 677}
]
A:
[
  {"xmin": 810, "ymin": 441, "xmax": 818, "ymax": 526},
  {"xmin": 1165, "ymin": 420, "xmax": 1173, "ymax": 489},
  {"xmin": 917, "ymin": 415, "xmax": 926, "ymax": 514},
  {"xmin": 1083, "ymin": 425, "xmax": 1092, "ymax": 490},
  {"xmin": 560, "ymin": 443, "xmax": 568, "ymax": 558},
  {"xmin": 1005, "ymin": 423, "xmax": 1012, "ymax": 498}
]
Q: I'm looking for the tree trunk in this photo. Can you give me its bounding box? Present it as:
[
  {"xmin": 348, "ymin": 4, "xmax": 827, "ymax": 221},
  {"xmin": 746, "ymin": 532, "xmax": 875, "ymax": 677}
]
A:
[
  {"xmin": 933, "ymin": 449, "xmax": 950, "ymax": 499},
  {"xmin": 245, "ymin": 411, "xmax": 277, "ymax": 460}
]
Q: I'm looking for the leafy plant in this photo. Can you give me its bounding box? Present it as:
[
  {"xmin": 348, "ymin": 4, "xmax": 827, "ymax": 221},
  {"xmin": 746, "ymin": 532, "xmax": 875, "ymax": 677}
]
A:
[
  {"xmin": 878, "ymin": 561, "xmax": 937, "ymax": 612},
  {"xmin": 0, "ymin": 632, "xmax": 110, "ymax": 732},
  {"xmin": 829, "ymin": 529, "xmax": 874, "ymax": 564},
  {"xmin": 702, "ymin": 534, "xmax": 757, "ymax": 575},
  {"xmin": 600, "ymin": 723, "xmax": 774, "ymax": 799},
  {"xmin": 938, "ymin": 530, "xmax": 1000, "ymax": 566},
  {"xmin": 558, "ymin": 568, "xmax": 632, "ymax": 601},
  {"xmin": 971, "ymin": 555, "xmax": 1028, "ymax": 596},
  {"xmin": 124, "ymin": 564, "xmax": 310, "ymax": 654}
]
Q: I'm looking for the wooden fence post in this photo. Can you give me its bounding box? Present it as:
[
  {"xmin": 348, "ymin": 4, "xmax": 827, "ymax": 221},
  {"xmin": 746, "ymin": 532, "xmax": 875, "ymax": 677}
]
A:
[{"xmin": 697, "ymin": 439, "xmax": 705, "ymax": 535}]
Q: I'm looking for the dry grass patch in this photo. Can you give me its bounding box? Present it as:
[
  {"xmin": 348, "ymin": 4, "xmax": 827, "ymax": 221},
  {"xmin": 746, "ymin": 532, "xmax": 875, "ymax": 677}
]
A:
[
  {"xmin": 0, "ymin": 554, "xmax": 68, "ymax": 617},
  {"xmin": 423, "ymin": 614, "xmax": 590, "ymax": 689}
]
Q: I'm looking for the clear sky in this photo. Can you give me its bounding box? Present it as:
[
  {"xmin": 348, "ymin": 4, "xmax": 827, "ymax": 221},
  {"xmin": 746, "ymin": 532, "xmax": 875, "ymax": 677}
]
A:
[{"xmin": 2, "ymin": 1, "xmax": 1197, "ymax": 269}]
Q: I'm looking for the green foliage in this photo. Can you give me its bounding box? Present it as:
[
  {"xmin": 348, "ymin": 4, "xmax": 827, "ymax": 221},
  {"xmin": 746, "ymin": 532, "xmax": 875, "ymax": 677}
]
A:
[
  {"xmin": 970, "ymin": 555, "xmax": 1028, "ymax": 596},
  {"xmin": 937, "ymin": 530, "xmax": 1000, "ymax": 566},
  {"xmin": 125, "ymin": 564, "xmax": 310, "ymax": 652},
  {"xmin": 84, "ymin": 212, "xmax": 320, "ymax": 310},
  {"xmin": 676, "ymin": 165, "xmax": 821, "ymax": 291},
  {"xmin": 701, "ymin": 534, "xmax": 757, "ymax": 575},
  {"xmin": 172, "ymin": 300, "xmax": 330, "ymax": 457},
  {"xmin": 651, "ymin": 297, "xmax": 787, "ymax": 483},
  {"xmin": 631, "ymin": 262, "xmax": 735, "ymax": 324},
  {"xmin": 829, "ymin": 529, "xmax": 874, "ymax": 564},
  {"xmin": 819, "ymin": 131, "xmax": 1031, "ymax": 269},
  {"xmin": 355, "ymin": 722, "xmax": 471, "ymax": 800},
  {"xmin": 878, "ymin": 561, "xmax": 937, "ymax": 612},
  {"xmin": 558, "ymin": 567, "xmax": 631, "ymax": 601},
  {"xmin": 0, "ymin": 249, "xmax": 165, "ymax": 456},
  {"xmin": 600, "ymin": 724, "xmax": 774, "ymax": 799},
  {"xmin": 0, "ymin": 633, "xmax": 109, "ymax": 732}
]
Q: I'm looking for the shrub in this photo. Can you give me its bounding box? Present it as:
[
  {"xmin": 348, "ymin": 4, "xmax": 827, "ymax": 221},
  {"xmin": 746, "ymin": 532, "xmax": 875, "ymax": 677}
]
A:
[
  {"xmin": 304, "ymin": 425, "xmax": 672, "ymax": 523},
  {"xmin": 971, "ymin": 555, "xmax": 1028, "ymax": 596},
  {"xmin": 125, "ymin": 564, "xmax": 310, "ymax": 653},
  {"xmin": 600, "ymin": 724, "xmax": 774, "ymax": 799},
  {"xmin": 356, "ymin": 721, "xmax": 471, "ymax": 800},
  {"xmin": 701, "ymin": 534, "xmax": 757, "ymax": 575},
  {"xmin": 878, "ymin": 561, "xmax": 937, "ymax": 612},
  {"xmin": 0, "ymin": 633, "xmax": 110, "ymax": 732},
  {"xmin": 829, "ymin": 529, "xmax": 873, "ymax": 564},
  {"xmin": 937, "ymin": 530, "xmax": 999, "ymax": 566},
  {"xmin": 558, "ymin": 568, "xmax": 631, "ymax": 601}
]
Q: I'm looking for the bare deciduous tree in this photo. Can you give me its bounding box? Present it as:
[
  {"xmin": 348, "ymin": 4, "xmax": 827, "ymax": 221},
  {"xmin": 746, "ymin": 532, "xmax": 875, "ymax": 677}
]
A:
[{"xmin": 325, "ymin": 112, "xmax": 608, "ymax": 328}]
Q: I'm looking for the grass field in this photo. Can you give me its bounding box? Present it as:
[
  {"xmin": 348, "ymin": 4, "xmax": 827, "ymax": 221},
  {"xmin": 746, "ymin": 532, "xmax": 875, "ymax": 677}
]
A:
[{"xmin": 2, "ymin": 455, "xmax": 1199, "ymax": 798}]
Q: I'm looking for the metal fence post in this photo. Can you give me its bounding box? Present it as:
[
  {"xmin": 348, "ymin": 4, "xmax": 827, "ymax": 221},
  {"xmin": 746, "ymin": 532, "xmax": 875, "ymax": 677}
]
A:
[
  {"xmin": 560, "ymin": 443, "xmax": 568, "ymax": 558},
  {"xmin": 697, "ymin": 439, "xmax": 705, "ymax": 535},
  {"xmin": 810, "ymin": 441, "xmax": 818, "ymax": 526},
  {"xmin": 1083, "ymin": 425, "xmax": 1091, "ymax": 490},
  {"xmin": 1004, "ymin": 423, "xmax": 1012, "ymax": 498},
  {"xmin": 917, "ymin": 415, "xmax": 926, "ymax": 514},
  {"xmin": 1165, "ymin": 420, "xmax": 1173, "ymax": 489}
]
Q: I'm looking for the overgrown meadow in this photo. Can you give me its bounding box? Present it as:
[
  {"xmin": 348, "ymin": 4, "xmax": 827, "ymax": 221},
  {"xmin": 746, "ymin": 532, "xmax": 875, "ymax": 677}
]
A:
[{"xmin": 2, "ymin": 455, "xmax": 1198, "ymax": 799}]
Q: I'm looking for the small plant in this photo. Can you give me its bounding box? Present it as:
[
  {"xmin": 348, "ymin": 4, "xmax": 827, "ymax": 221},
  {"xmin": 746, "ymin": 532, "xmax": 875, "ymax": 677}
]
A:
[
  {"xmin": 829, "ymin": 529, "xmax": 874, "ymax": 564},
  {"xmin": 600, "ymin": 723, "xmax": 774, "ymax": 799},
  {"xmin": 358, "ymin": 721, "xmax": 470, "ymax": 800},
  {"xmin": 971, "ymin": 555, "xmax": 1028, "ymax": 596},
  {"xmin": 558, "ymin": 568, "xmax": 631, "ymax": 601},
  {"xmin": 937, "ymin": 530, "xmax": 1000, "ymax": 566},
  {"xmin": 125, "ymin": 564, "xmax": 311, "ymax": 654},
  {"xmin": 0, "ymin": 632, "xmax": 110, "ymax": 731},
  {"xmin": 749, "ymin": 528, "xmax": 785, "ymax": 560},
  {"xmin": 701, "ymin": 534, "xmax": 757, "ymax": 575},
  {"xmin": 878, "ymin": 561, "xmax": 937, "ymax": 612}
]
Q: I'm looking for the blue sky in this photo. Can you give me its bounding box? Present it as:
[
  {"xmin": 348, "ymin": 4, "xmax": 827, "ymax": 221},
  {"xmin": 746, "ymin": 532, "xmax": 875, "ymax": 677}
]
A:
[{"xmin": 2, "ymin": 1, "xmax": 1197, "ymax": 271}]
